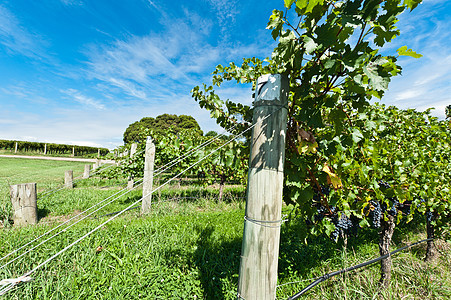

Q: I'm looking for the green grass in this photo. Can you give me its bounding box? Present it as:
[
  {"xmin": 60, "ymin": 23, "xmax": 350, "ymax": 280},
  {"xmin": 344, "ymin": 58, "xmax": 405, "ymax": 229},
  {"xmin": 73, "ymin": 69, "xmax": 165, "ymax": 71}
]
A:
[
  {"xmin": 0, "ymin": 158, "xmax": 450, "ymax": 299},
  {"xmin": 0, "ymin": 158, "xmax": 88, "ymax": 224}
]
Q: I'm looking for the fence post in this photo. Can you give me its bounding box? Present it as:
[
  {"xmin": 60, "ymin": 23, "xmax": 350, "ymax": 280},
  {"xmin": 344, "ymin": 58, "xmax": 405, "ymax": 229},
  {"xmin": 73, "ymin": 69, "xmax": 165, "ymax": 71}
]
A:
[
  {"xmin": 127, "ymin": 143, "xmax": 138, "ymax": 189},
  {"xmin": 237, "ymin": 74, "xmax": 289, "ymax": 300},
  {"xmin": 141, "ymin": 137, "xmax": 155, "ymax": 214},
  {"xmin": 65, "ymin": 170, "xmax": 73, "ymax": 188},
  {"xmin": 10, "ymin": 183, "xmax": 38, "ymax": 226},
  {"xmin": 14, "ymin": 142, "xmax": 18, "ymax": 153},
  {"xmin": 44, "ymin": 143, "xmax": 47, "ymax": 155},
  {"xmin": 83, "ymin": 164, "xmax": 91, "ymax": 179}
]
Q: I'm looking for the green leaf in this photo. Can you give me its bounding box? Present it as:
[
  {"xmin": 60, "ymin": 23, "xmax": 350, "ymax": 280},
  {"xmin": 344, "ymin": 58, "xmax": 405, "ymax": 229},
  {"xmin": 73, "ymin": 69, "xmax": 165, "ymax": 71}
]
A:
[
  {"xmin": 403, "ymin": 0, "xmax": 422, "ymax": 10},
  {"xmin": 397, "ymin": 46, "xmax": 422, "ymax": 58},
  {"xmin": 302, "ymin": 35, "xmax": 319, "ymax": 54},
  {"xmin": 295, "ymin": 0, "xmax": 308, "ymax": 10},
  {"xmin": 351, "ymin": 129, "xmax": 364, "ymax": 143},
  {"xmin": 363, "ymin": 62, "xmax": 390, "ymax": 91},
  {"xmin": 284, "ymin": 0, "xmax": 296, "ymax": 8}
]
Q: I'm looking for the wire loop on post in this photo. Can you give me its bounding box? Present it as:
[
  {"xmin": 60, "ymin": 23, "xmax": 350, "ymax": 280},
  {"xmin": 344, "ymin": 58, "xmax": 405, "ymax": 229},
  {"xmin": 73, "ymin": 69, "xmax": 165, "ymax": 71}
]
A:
[{"xmin": 244, "ymin": 215, "xmax": 287, "ymax": 228}]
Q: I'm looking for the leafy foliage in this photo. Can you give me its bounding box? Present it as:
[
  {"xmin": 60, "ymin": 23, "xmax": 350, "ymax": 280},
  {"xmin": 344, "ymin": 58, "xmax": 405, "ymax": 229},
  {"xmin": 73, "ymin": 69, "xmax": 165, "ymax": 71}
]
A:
[
  {"xmin": 190, "ymin": 0, "xmax": 451, "ymax": 242},
  {"xmin": 107, "ymin": 128, "xmax": 248, "ymax": 194},
  {"xmin": 123, "ymin": 114, "xmax": 203, "ymax": 144}
]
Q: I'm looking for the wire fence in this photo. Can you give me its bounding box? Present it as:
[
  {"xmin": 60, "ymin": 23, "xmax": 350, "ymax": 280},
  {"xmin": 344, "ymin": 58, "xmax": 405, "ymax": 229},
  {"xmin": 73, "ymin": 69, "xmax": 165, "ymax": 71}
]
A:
[
  {"xmin": 36, "ymin": 162, "xmax": 117, "ymax": 201},
  {"xmin": 0, "ymin": 108, "xmax": 266, "ymax": 296}
]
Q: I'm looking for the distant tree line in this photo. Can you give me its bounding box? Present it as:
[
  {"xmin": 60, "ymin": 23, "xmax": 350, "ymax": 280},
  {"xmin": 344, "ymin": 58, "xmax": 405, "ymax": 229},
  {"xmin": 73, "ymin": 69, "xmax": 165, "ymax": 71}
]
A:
[{"xmin": 0, "ymin": 139, "xmax": 109, "ymax": 156}]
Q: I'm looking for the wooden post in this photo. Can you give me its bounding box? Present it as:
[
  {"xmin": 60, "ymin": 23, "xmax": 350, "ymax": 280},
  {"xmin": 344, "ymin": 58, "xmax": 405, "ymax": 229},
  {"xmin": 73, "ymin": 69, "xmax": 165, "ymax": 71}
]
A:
[
  {"xmin": 83, "ymin": 164, "xmax": 91, "ymax": 179},
  {"xmin": 65, "ymin": 170, "xmax": 73, "ymax": 188},
  {"xmin": 237, "ymin": 74, "xmax": 289, "ymax": 300},
  {"xmin": 97, "ymin": 148, "xmax": 100, "ymax": 157},
  {"xmin": 141, "ymin": 137, "xmax": 155, "ymax": 214},
  {"xmin": 92, "ymin": 159, "xmax": 100, "ymax": 171},
  {"xmin": 127, "ymin": 143, "xmax": 138, "ymax": 189},
  {"xmin": 10, "ymin": 183, "xmax": 38, "ymax": 226},
  {"xmin": 14, "ymin": 142, "xmax": 18, "ymax": 153},
  {"xmin": 44, "ymin": 143, "xmax": 47, "ymax": 155},
  {"xmin": 72, "ymin": 146, "xmax": 75, "ymax": 157}
]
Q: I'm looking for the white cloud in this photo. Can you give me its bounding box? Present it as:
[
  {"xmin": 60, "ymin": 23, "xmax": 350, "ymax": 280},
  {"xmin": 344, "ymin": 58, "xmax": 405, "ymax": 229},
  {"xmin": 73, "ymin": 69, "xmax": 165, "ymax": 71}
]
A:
[
  {"xmin": 83, "ymin": 10, "xmax": 271, "ymax": 104},
  {"xmin": 207, "ymin": 0, "xmax": 239, "ymax": 36},
  {"xmin": 380, "ymin": 1, "xmax": 451, "ymax": 119},
  {"xmin": 60, "ymin": 0, "xmax": 84, "ymax": 6},
  {"xmin": 61, "ymin": 89, "xmax": 106, "ymax": 110},
  {"xmin": 107, "ymin": 78, "xmax": 148, "ymax": 100},
  {"xmin": 0, "ymin": 5, "xmax": 47, "ymax": 59}
]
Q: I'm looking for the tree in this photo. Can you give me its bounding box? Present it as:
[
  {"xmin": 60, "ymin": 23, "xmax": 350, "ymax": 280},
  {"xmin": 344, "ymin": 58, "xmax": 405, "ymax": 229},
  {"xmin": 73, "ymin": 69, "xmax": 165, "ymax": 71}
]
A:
[
  {"xmin": 205, "ymin": 130, "xmax": 218, "ymax": 137},
  {"xmin": 123, "ymin": 114, "xmax": 203, "ymax": 144}
]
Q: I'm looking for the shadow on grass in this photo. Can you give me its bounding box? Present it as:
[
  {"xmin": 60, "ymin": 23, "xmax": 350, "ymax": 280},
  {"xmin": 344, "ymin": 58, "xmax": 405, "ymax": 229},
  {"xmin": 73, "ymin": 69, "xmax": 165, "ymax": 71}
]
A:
[
  {"xmin": 164, "ymin": 213, "xmax": 432, "ymax": 299},
  {"xmin": 37, "ymin": 207, "xmax": 50, "ymax": 220},
  {"xmin": 192, "ymin": 224, "xmax": 242, "ymax": 300}
]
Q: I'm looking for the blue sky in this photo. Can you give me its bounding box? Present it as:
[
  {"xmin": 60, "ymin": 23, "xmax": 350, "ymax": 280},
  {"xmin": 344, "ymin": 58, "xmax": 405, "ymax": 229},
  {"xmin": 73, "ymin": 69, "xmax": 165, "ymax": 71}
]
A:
[{"xmin": 0, "ymin": 0, "xmax": 449, "ymax": 149}]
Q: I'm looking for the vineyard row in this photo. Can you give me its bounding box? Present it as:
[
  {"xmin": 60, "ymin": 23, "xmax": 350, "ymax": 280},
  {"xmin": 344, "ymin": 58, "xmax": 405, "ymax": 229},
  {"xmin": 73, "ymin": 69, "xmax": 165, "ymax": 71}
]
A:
[{"xmin": 0, "ymin": 139, "xmax": 110, "ymax": 157}]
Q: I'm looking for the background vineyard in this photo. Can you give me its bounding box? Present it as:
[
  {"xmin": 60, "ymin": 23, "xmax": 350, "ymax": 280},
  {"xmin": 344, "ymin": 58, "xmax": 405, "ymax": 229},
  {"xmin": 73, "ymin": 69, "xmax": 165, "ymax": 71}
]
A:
[{"xmin": 0, "ymin": 139, "xmax": 109, "ymax": 158}]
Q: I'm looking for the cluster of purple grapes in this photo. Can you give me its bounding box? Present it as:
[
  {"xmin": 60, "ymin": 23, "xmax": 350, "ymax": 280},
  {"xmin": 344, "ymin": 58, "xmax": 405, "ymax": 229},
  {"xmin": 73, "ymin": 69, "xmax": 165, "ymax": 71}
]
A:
[
  {"xmin": 378, "ymin": 180, "xmax": 391, "ymax": 189},
  {"xmin": 368, "ymin": 200, "xmax": 382, "ymax": 228},
  {"xmin": 312, "ymin": 184, "xmax": 330, "ymax": 203},
  {"xmin": 330, "ymin": 214, "xmax": 359, "ymax": 241},
  {"xmin": 314, "ymin": 205, "xmax": 327, "ymax": 222},
  {"xmin": 383, "ymin": 197, "xmax": 398, "ymax": 216}
]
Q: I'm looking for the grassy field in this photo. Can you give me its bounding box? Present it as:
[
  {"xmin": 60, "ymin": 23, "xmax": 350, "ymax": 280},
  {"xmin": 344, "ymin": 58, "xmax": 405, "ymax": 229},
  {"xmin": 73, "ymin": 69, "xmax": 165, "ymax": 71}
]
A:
[
  {"xmin": 0, "ymin": 157, "xmax": 450, "ymax": 299},
  {"xmin": 0, "ymin": 158, "xmax": 89, "ymax": 225}
]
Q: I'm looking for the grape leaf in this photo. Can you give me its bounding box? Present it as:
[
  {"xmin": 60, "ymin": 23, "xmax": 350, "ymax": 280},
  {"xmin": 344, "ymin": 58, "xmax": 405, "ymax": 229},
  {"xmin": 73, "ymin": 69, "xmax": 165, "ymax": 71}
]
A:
[{"xmin": 397, "ymin": 46, "xmax": 422, "ymax": 58}]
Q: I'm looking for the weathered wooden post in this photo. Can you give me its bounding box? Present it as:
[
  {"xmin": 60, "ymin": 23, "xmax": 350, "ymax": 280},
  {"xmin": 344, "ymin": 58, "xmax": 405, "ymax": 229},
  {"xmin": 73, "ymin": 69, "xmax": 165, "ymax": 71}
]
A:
[
  {"xmin": 65, "ymin": 170, "xmax": 73, "ymax": 189},
  {"xmin": 92, "ymin": 159, "xmax": 100, "ymax": 171},
  {"xmin": 237, "ymin": 74, "xmax": 289, "ymax": 300},
  {"xmin": 141, "ymin": 137, "xmax": 155, "ymax": 214},
  {"xmin": 72, "ymin": 146, "xmax": 75, "ymax": 157},
  {"xmin": 83, "ymin": 164, "xmax": 91, "ymax": 179},
  {"xmin": 127, "ymin": 143, "xmax": 138, "ymax": 189},
  {"xmin": 10, "ymin": 183, "xmax": 38, "ymax": 226}
]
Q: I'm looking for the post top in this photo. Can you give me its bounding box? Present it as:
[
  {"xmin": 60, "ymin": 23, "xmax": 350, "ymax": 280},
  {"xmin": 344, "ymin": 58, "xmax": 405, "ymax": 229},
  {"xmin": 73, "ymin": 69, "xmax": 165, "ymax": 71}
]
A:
[{"xmin": 256, "ymin": 74, "xmax": 288, "ymax": 103}]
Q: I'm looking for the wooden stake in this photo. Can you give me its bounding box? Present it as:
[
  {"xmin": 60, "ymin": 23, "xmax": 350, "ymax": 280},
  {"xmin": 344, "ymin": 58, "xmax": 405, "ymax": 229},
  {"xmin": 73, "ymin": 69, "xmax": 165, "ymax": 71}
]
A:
[
  {"xmin": 237, "ymin": 74, "xmax": 289, "ymax": 300},
  {"xmin": 127, "ymin": 143, "xmax": 138, "ymax": 189},
  {"xmin": 141, "ymin": 137, "xmax": 155, "ymax": 214},
  {"xmin": 83, "ymin": 164, "xmax": 91, "ymax": 179},
  {"xmin": 65, "ymin": 170, "xmax": 73, "ymax": 189},
  {"xmin": 10, "ymin": 183, "xmax": 38, "ymax": 226}
]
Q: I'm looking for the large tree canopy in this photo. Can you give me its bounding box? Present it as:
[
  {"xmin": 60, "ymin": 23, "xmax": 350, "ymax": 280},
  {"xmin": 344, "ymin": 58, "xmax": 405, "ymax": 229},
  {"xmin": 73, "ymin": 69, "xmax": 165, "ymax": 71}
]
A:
[{"xmin": 123, "ymin": 114, "xmax": 203, "ymax": 144}]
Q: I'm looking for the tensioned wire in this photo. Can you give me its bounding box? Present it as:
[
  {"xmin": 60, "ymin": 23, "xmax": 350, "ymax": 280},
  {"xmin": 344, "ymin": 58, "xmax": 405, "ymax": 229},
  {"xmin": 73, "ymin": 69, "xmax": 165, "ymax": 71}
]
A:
[
  {"xmin": 0, "ymin": 116, "xmax": 250, "ymax": 271},
  {"xmin": 36, "ymin": 162, "xmax": 118, "ymax": 201},
  {"xmin": 0, "ymin": 107, "xmax": 271, "ymax": 296}
]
